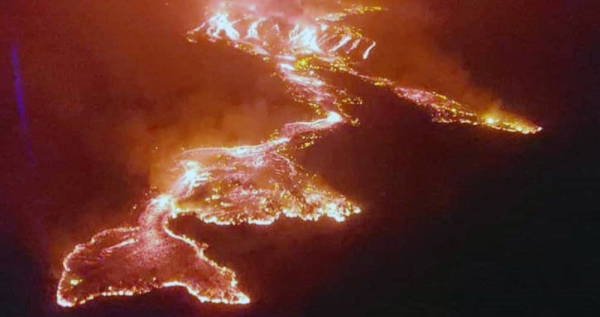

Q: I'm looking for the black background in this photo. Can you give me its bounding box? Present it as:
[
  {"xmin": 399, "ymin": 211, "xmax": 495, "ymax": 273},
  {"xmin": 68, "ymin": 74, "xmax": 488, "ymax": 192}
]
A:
[{"xmin": 2, "ymin": 0, "xmax": 599, "ymax": 316}]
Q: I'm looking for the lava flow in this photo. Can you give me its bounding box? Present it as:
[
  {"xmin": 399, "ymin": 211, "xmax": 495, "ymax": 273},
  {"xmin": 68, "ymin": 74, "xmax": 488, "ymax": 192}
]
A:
[{"xmin": 57, "ymin": 1, "xmax": 542, "ymax": 308}]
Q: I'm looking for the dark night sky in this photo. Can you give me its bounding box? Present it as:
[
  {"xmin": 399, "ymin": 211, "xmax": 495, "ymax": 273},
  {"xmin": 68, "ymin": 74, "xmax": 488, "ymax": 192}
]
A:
[{"xmin": 2, "ymin": 0, "xmax": 599, "ymax": 316}]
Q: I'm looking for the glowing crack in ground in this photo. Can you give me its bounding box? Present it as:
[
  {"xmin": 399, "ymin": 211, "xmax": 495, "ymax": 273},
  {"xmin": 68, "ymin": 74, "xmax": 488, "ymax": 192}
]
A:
[{"xmin": 57, "ymin": 1, "xmax": 542, "ymax": 308}]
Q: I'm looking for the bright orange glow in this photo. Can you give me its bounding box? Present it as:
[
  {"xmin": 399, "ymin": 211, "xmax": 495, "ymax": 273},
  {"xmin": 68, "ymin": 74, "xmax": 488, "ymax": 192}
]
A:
[{"xmin": 57, "ymin": 0, "xmax": 542, "ymax": 309}]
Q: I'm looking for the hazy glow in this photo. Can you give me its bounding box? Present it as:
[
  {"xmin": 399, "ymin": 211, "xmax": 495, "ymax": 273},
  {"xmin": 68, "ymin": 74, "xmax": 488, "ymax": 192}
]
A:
[{"xmin": 57, "ymin": 1, "xmax": 542, "ymax": 308}]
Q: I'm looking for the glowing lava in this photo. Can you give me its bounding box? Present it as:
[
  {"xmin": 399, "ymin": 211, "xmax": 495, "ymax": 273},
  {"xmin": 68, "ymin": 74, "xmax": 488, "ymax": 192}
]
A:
[{"xmin": 57, "ymin": 1, "xmax": 542, "ymax": 308}]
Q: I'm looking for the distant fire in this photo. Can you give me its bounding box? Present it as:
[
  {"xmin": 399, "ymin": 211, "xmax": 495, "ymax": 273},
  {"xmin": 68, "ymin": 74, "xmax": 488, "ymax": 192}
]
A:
[{"xmin": 57, "ymin": 1, "xmax": 541, "ymax": 308}]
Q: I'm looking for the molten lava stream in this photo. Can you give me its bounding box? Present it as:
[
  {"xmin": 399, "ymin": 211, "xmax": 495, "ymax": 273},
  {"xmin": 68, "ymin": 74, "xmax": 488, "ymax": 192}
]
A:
[{"xmin": 57, "ymin": 1, "xmax": 541, "ymax": 308}]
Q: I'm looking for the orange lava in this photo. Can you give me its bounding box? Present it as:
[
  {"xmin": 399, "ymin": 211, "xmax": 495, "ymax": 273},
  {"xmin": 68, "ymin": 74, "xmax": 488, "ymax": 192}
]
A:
[{"xmin": 57, "ymin": 1, "xmax": 542, "ymax": 308}]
